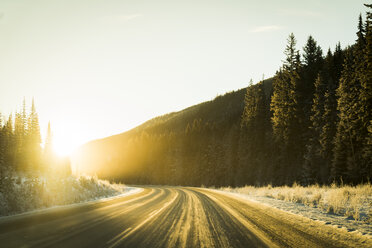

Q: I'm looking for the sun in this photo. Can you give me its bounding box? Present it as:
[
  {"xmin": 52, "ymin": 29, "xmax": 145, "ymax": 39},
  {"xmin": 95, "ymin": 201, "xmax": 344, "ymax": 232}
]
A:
[
  {"xmin": 52, "ymin": 129, "xmax": 84, "ymax": 157},
  {"xmin": 53, "ymin": 140, "xmax": 76, "ymax": 157},
  {"xmin": 43, "ymin": 118, "xmax": 95, "ymax": 158}
]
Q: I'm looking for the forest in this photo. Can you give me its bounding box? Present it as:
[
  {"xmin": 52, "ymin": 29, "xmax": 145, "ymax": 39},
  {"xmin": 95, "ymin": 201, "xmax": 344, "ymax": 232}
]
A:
[
  {"xmin": 75, "ymin": 5, "xmax": 371, "ymax": 187},
  {"xmin": 0, "ymin": 98, "xmax": 71, "ymax": 178}
]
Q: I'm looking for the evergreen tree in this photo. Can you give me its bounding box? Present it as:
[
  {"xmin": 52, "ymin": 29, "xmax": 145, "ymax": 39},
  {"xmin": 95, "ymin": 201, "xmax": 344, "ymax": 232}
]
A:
[
  {"xmin": 3, "ymin": 114, "xmax": 15, "ymax": 173},
  {"xmin": 43, "ymin": 121, "xmax": 54, "ymax": 174},
  {"xmin": 332, "ymin": 43, "xmax": 345, "ymax": 82},
  {"xmin": 300, "ymin": 36, "xmax": 324, "ymax": 181},
  {"xmin": 26, "ymin": 98, "xmax": 41, "ymax": 174},
  {"xmin": 318, "ymin": 48, "xmax": 342, "ymax": 183},
  {"xmin": 303, "ymin": 74, "xmax": 326, "ymax": 184},
  {"xmin": 319, "ymin": 89, "xmax": 338, "ymax": 182},
  {"xmin": 303, "ymin": 36, "xmax": 323, "ymax": 67},
  {"xmin": 283, "ymin": 33, "xmax": 299, "ymax": 71},
  {"xmin": 0, "ymin": 113, "xmax": 4, "ymax": 175},
  {"xmin": 359, "ymin": 5, "xmax": 372, "ymax": 180},
  {"xmin": 14, "ymin": 111, "xmax": 25, "ymax": 172},
  {"xmin": 332, "ymin": 13, "xmax": 370, "ymax": 183},
  {"xmin": 270, "ymin": 33, "xmax": 303, "ymax": 184},
  {"xmin": 349, "ymin": 14, "xmax": 368, "ymax": 183},
  {"xmin": 44, "ymin": 121, "xmax": 53, "ymax": 156},
  {"xmin": 301, "ymin": 35, "xmax": 323, "ymax": 103},
  {"xmin": 240, "ymin": 80, "xmax": 269, "ymax": 185},
  {"xmin": 332, "ymin": 49, "xmax": 357, "ymax": 182}
]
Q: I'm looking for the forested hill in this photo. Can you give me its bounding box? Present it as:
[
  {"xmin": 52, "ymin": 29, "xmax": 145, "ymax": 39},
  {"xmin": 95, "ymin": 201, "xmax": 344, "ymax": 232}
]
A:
[
  {"xmin": 74, "ymin": 79, "xmax": 273, "ymax": 186},
  {"xmin": 74, "ymin": 5, "xmax": 371, "ymax": 187}
]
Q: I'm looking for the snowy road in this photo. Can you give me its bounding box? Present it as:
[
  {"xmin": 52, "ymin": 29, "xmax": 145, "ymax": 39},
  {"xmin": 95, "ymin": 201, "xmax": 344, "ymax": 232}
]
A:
[{"xmin": 0, "ymin": 187, "xmax": 369, "ymax": 248}]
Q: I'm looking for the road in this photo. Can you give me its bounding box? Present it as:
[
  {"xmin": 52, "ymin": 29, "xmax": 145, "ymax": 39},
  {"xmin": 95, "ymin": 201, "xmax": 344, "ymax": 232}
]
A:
[{"xmin": 0, "ymin": 187, "xmax": 369, "ymax": 248}]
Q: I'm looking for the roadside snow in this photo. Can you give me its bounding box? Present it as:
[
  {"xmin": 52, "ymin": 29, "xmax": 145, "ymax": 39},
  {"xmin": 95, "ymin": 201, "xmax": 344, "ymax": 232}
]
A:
[
  {"xmin": 0, "ymin": 175, "xmax": 140, "ymax": 217},
  {"xmin": 213, "ymin": 189, "xmax": 372, "ymax": 237},
  {"xmin": 0, "ymin": 186, "xmax": 142, "ymax": 221}
]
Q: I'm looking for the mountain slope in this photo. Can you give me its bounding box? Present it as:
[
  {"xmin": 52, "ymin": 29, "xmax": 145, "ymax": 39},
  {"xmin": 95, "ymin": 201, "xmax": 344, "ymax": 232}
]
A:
[{"xmin": 73, "ymin": 79, "xmax": 273, "ymax": 186}]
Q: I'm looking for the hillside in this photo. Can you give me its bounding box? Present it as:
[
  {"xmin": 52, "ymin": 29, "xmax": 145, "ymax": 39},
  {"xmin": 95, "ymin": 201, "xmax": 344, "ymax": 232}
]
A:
[
  {"xmin": 73, "ymin": 11, "xmax": 372, "ymax": 187},
  {"xmin": 73, "ymin": 79, "xmax": 273, "ymax": 186}
]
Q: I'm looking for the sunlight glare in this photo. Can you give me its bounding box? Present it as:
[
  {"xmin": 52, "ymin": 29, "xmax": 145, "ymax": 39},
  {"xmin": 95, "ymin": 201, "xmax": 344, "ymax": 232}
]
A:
[
  {"xmin": 53, "ymin": 140, "xmax": 77, "ymax": 157},
  {"xmin": 52, "ymin": 125, "xmax": 86, "ymax": 157}
]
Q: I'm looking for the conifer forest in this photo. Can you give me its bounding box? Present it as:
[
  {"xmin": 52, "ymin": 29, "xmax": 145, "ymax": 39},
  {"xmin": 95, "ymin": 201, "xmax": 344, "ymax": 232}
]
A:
[
  {"xmin": 0, "ymin": 99, "xmax": 71, "ymax": 178},
  {"xmin": 75, "ymin": 6, "xmax": 372, "ymax": 187}
]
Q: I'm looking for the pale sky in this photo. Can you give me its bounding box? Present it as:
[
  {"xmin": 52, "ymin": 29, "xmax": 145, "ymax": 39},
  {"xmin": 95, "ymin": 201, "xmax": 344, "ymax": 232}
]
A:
[{"xmin": 0, "ymin": 0, "xmax": 368, "ymax": 155}]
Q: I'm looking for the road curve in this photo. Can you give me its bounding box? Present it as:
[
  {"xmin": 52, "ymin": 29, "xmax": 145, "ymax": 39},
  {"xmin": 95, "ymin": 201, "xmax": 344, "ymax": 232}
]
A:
[{"xmin": 0, "ymin": 187, "xmax": 369, "ymax": 248}]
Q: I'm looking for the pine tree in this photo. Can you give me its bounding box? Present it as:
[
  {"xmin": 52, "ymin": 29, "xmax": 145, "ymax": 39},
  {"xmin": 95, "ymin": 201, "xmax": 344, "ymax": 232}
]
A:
[
  {"xmin": 302, "ymin": 36, "xmax": 323, "ymax": 102},
  {"xmin": 0, "ymin": 113, "xmax": 4, "ymax": 175},
  {"xmin": 240, "ymin": 80, "xmax": 268, "ymax": 185},
  {"xmin": 359, "ymin": 5, "xmax": 372, "ymax": 180},
  {"xmin": 283, "ymin": 33, "xmax": 298, "ymax": 72},
  {"xmin": 270, "ymin": 33, "xmax": 304, "ymax": 184},
  {"xmin": 348, "ymin": 14, "xmax": 368, "ymax": 183},
  {"xmin": 332, "ymin": 43, "xmax": 344, "ymax": 83},
  {"xmin": 271, "ymin": 71, "xmax": 301, "ymax": 183},
  {"xmin": 3, "ymin": 114, "xmax": 15, "ymax": 173},
  {"xmin": 300, "ymin": 36, "xmax": 324, "ymax": 182},
  {"xmin": 332, "ymin": 12, "xmax": 370, "ymax": 183},
  {"xmin": 318, "ymin": 48, "xmax": 342, "ymax": 183},
  {"xmin": 332, "ymin": 49, "xmax": 357, "ymax": 182},
  {"xmin": 43, "ymin": 121, "xmax": 54, "ymax": 174},
  {"xmin": 44, "ymin": 121, "xmax": 53, "ymax": 156},
  {"xmin": 319, "ymin": 87, "xmax": 338, "ymax": 182},
  {"xmin": 303, "ymin": 74, "xmax": 326, "ymax": 184},
  {"xmin": 14, "ymin": 111, "xmax": 26, "ymax": 172},
  {"xmin": 26, "ymin": 98, "xmax": 41, "ymax": 174},
  {"xmin": 303, "ymin": 36, "xmax": 323, "ymax": 71}
]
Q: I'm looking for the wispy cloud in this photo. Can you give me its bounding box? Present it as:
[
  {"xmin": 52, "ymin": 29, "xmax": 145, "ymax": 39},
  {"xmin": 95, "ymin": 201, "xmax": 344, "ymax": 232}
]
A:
[
  {"xmin": 100, "ymin": 14, "xmax": 143, "ymax": 24},
  {"xmin": 279, "ymin": 9, "xmax": 322, "ymax": 18},
  {"xmin": 250, "ymin": 25, "xmax": 284, "ymax": 33},
  {"xmin": 117, "ymin": 14, "xmax": 143, "ymax": 21}
]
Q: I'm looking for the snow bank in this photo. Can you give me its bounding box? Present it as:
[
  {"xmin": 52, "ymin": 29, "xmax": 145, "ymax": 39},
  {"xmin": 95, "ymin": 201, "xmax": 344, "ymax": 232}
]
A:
[
  {"xmin": 215, "ymin": 184, "xmax": 371, "ymax": 237},
  {"xmin": 0, "ymin": 175, "xmax": 132, "ymax": 216}
]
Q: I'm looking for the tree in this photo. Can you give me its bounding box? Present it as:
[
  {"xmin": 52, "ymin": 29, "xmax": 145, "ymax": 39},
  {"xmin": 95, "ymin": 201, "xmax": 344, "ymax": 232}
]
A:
[
  {"xmin": 26, "ymin": 98, "xmax": 41, "ymax": 174},
  {"xmin": 271, "ymin": 70, "xmax": 302, "ymax": 183},
  {"xmin": 303, "ymin": 74, "xmax": 326, "ymax": 184},
  {"xmin": 359, "ymin": 5, "xmax": 372, "ymax": 180},
  {"xmin": 332, "ymin": 49, "xmax": 358, "ymax": 182},
  {"xmin": 283, "ymin": 33, "xmax": 299, "ymax": 71},
  {"xmin": 299, "ymin": 36, "xmax": 324, "ymax": 169},
  {"xmin": 318, "ymin": 47, "xmax": 342, "ymax": 183},
  {"xmin": 302, "ymin": 36, "xmax": 323, "ymax": 101},
  {"xmin": 43, "ymin": 121, "xmax": 54, "ymax": 174},
  {"xmin": 0, "ymin": 113, "xmax": 4, "ymax": 175},
  {"xmin": 240, "ymin": 80, "xmax": 269, "ymax": 185},
  {"xmin": 270, "ymin": 33, "xmax": 304, "ymax": 184},
  {"xmin": 3, "ymin": 114, "xmax": 15, "ymax": 173},
  {"xmin": 303, "ymin": 36, "xmax": 323, "ymax": 70}
]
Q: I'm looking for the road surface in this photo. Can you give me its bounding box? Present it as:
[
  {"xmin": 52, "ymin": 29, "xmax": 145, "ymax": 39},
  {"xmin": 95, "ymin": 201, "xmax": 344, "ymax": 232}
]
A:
[{"xmin": 0, "ymin": 187, "xmax": 369, "ymax": 248}]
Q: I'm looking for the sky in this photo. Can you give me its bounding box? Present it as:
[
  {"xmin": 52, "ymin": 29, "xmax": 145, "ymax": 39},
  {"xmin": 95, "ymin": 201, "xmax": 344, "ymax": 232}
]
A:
[{"xmin": 0, "ymin": 0, "xmax": 368, "ymax": 156}]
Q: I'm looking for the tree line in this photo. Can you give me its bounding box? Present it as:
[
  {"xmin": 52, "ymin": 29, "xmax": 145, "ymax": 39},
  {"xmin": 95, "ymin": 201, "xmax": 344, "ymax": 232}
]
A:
[
  {"xmin": 267, "ymin": 8, "xmax": 371, "ymax": 185},
  {"xmin": 76, "ymin": 5, "xmax": 371, "ymax": 186},
  {"xmin": 0, "ymin": 98, "xmax": 71, "ymax": 178}
]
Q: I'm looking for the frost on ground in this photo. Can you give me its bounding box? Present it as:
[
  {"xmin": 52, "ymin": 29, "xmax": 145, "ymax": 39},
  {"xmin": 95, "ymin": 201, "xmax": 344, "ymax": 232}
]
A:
[
  {"xmin": 217, "ymin": 183, "xmax": 372, "ymax": 237},
  {"xmin": 0, "ymin": 175, "xmax": 130, "ymax": 216}
]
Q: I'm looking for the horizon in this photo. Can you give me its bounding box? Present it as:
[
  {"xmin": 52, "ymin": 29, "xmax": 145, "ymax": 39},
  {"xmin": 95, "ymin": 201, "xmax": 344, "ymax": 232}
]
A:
[{"xmin": 0, "ymin": 0, "xmax": 368, "ymax": 156}]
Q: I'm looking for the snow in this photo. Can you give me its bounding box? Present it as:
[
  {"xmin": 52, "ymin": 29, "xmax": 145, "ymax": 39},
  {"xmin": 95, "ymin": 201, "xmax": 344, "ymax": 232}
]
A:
[
  {"xmin": 213, "ymin": 189, "xmax": 372, "ymax": 238},
  {"xmin": 0, "ymin": 175, "xmax": 141, "ymax": 217}
]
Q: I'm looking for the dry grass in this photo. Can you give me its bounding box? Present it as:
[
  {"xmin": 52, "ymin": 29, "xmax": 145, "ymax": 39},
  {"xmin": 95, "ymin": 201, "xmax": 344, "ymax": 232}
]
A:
[{"xmin": 219, "ymin": 182, "xmax": 372, "ymax": 222}]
